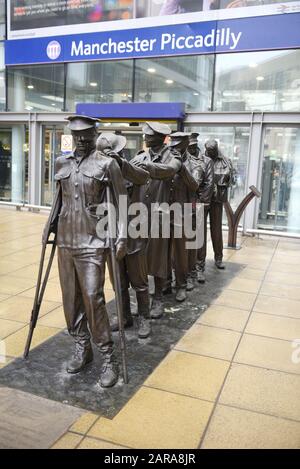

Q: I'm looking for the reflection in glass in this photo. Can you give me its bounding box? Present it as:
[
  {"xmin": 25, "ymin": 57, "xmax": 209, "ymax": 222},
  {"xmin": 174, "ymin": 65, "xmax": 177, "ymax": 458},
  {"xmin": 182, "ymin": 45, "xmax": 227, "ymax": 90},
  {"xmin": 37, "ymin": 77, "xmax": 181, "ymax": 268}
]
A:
[
  {"xmin": 258, "ymin": 127, "xmax": 300, "ymax": 233},
  {"xmin": 214, "ymin": 49, "xmax": 300, "ymax": 112},
  {"xmin": 8, "ymin": 64, "xmax": 65, "ymax": 112},
  {"xmin": 10, "ymin": 0, "xmax": 133, "ymax": 30},
  {"xmin": 136, "ymin": 0, "xmax": 294, "ymax": 17},
  {"xmin": 66, "ymin": 60, "xmax": 134, "ymax": 111},
  {"xmin": 185, "ymin": 125, "xmax": 250, "ymax": 215},
  {"xmin": 134, "ymin": 56, "xmax": 214, "ymax": 111}
]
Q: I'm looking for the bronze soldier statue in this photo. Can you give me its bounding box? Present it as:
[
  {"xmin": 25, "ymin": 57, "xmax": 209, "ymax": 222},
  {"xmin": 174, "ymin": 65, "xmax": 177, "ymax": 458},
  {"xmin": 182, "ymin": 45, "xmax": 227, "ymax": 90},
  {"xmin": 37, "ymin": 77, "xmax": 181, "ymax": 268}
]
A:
[
  {"xmin": 188, "ymin": 133, "xmax": 214, "ymax": 283},
  {"xmin": 132, "ymin": 122, "xmax": 182, "ymax": 319},
  {"xmin": 96, "ymin": 132, "xmax": 152, "ymax": 339},
  {"xmin": 166, "ymin": 132, "xmax": 203, "ymax": 301},
  {"xmin": 197, "ymin": 138, "xmax": 233, "ymax": 274},
  {"xmin": 43, "ymin": 116, "xmax": 127, "ymax": 388}
]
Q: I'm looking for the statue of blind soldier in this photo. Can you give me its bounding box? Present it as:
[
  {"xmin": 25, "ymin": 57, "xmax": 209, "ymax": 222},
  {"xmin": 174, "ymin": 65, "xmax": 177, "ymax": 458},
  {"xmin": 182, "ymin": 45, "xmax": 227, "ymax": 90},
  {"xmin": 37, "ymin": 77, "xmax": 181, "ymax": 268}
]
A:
[
  {"xmin": 197, "ymin": 139, "xmax": 233, "ymax": 277},
  {"xmin": 96, "ymin": 132, "xmax": 152, "ymax": 339},
  {"xmin": 43, "ymin": 115, "xmax": 127, "ymax": 388},
  {"xmin": 188, "ymin": 132, "xmax": 214, "ymax": 283},
  {"xmin": 165, "ymin": 132, "xmax": 203, "ymax": 301},
  {"xmin": 132, "ymin": 122, "xmax": 182, "ymax": 319}
]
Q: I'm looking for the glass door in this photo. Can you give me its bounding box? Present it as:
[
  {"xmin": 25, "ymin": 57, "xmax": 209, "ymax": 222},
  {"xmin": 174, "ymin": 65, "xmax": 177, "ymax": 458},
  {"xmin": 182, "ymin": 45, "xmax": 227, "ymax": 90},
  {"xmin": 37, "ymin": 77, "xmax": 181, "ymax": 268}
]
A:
[
  {"xmin": 41, "ymin": 124, "xmax": 69, "ymax": 206},
  {"xmin": 184, "ymin": 125, "xmax": 250, "ymax": 226},
  {"xmin": 0, "ymin": 125, "xmax": 28, "ymax": 204},
  {"xmin": 258, "ymin": 126, "xmax": 300, "ymax": 233}
]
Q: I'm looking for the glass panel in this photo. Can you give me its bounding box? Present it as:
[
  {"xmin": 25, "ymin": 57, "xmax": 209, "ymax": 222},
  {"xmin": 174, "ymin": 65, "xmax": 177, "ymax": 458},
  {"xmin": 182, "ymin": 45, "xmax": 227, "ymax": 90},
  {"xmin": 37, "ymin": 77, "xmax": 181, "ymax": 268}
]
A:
[
  {"xmin": 0, "ymin": 0, "xmax": 5, "ymax": 39},
  {"xmin": 10, "ymin": 0, "xmax": 133, "ymax": 30},
  {"xmin": 184, "ymin": 125, "xmax": 250, "ymax": 214},
  {"xmin": 258, "ymin": 127, "xmax": 300, "ymax": 233},
  {"xmin": 134, "ymin": 55, "xmax": 214, "ymax": 112},
  {"xmin": 41, "ymin": 124, "xmax": 71, "ymax": 207},
  {"xmin": 0, "ymin": 42, "xmax": 5, "ymax": 110},
  {"xmin": 136, "ymin": 0, "xmax": 294, "ymax": 17},
  {"xmin": 7, "ymin": 64, "xmax": 65, "ymax": 112},
  {"xmin": 66, "ymin": 60, "xmax": 134, "ymax": 111},
  {"xmin": 214, "ymin": 49, "xmax": 300, "ymax": 112},
  {"xmin": 120, "ymin": 131, "xmax": 144, "ymax": 160},
  {"xmin": 0, "ymin": 125, "xmax": 28, "ymax": 204}
]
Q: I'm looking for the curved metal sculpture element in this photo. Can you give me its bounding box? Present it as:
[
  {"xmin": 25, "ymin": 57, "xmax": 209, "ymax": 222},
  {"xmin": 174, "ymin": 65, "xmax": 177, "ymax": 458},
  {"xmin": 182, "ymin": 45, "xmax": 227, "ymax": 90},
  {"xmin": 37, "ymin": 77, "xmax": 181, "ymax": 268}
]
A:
[{"xmin": 224, "ymin": 185, "xmax": 261, "ymax": 249}]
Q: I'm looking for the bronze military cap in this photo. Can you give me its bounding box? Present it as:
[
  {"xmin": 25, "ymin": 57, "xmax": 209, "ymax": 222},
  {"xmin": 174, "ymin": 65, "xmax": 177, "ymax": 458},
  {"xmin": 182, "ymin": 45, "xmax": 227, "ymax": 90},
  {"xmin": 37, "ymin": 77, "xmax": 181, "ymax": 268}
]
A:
[
  {"xmin": 96, "ymin": 132, "xmax": 127, "ymax": 153},
  {"xmin": 65, "ymin": 115, "xmax": 100, "ymax": 131},
  {"xmin": 189, "ymin": 132, "xmax": 199, "ymax": 146},
  {"xmin": 142, "ymin": 121, "xmax": 171, "ymax": 136},
  {"xmin": 169, "ymin": 131, "xmax": 191, "ymax": 146}
]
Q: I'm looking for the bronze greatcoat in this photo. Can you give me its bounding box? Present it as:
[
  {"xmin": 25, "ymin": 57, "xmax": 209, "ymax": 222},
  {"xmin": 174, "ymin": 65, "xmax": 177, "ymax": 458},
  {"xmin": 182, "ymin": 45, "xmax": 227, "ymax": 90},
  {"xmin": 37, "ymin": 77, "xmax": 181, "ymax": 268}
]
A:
[
  {"xmin": 198, "ymin": 150, "xmax": 233, "ymax": 267},
  {"xmin": 44, "ymin": 149, "xmax": 127, "ymax": 351},
  {"xmin": 129, "ymin": 144, "xmax": 182, "ymax": 279}
]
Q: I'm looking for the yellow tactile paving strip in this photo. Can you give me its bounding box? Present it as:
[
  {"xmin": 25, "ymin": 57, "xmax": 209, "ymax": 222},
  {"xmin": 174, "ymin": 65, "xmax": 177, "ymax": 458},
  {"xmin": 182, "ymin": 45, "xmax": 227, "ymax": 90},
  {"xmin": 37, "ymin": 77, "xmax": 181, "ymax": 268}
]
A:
[{"xmin": 0, "ymin": 206, "xmax": 300, "ymax": 449}]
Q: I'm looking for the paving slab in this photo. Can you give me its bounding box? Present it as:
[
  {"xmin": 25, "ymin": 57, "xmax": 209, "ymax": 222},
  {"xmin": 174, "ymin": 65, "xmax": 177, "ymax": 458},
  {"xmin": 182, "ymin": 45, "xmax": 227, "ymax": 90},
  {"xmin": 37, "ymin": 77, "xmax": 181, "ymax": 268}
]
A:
[{"xmin": 0, "ymin": 387, "xmax": 83, "ymax": 449}]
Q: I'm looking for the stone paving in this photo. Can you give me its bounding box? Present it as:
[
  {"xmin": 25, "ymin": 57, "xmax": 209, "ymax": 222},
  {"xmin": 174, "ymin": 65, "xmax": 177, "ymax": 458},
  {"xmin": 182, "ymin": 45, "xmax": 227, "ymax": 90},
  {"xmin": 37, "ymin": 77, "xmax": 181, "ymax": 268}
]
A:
[{"xmin": 0, "ymin": 206, "xmax": 300, "ymax": 449}]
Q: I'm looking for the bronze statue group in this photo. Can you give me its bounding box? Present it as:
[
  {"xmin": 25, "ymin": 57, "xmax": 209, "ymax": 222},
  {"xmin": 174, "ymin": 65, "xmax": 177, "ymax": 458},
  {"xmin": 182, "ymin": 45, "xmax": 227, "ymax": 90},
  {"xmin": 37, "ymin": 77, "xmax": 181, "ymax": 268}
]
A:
[{"xmin": 44, "ymin": 115, "xmax": 233, "ymax": 388}]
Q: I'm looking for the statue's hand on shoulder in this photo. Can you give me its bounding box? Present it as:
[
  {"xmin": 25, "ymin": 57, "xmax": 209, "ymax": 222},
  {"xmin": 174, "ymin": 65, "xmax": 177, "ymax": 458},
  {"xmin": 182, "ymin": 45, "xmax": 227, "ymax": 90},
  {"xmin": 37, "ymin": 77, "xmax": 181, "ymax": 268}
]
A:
[
  {"xmin": 134, "ymin": 160, "xmax": 149, "ymax": 171},
  {"xmin": 115, "ymin": 239, "xmax": 127, "ymax": 261},
  {"xmin": 103, "ymin": 149, "xmax": 123, "ymax": 168}
]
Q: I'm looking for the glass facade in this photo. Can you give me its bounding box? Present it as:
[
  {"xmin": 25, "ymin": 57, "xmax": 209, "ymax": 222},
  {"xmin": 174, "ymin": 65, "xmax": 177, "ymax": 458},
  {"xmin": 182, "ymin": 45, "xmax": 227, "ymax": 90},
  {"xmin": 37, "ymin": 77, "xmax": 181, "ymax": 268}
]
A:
[
  {"xmin": 66, "ymin": 60, "xmax": 134, "ymax": 111},
  {"xmin": 134, "ymin": 56, "xmax": 214, "ymax": 112},
  {"xmin": 185, "ymin": 125, "xmax": 250, "ymax": 213},
  {"xmin": 0, "ymin": 125, "xmax": 29, "ymax": 204},
  {"xmin": 41, "ymin": 124, "xmax": 70, "ymax": 206},
  {"xmin": 258, "ymin": 127, "xmax": 300, "ymax": 233},
  {"xmin": 1, "ymin": 2, "xmax": 300, "ymax": 234},
  {"xmin": 5, "ymin": 49, "xmax": 300, "ymax": 113},
  {"xmin": 7, "ymin": 64, "xmax": 65, "ymax": 112},
  {"xmin": 214, "ymin": 50, "xmax": 300, "ymax": 112}
]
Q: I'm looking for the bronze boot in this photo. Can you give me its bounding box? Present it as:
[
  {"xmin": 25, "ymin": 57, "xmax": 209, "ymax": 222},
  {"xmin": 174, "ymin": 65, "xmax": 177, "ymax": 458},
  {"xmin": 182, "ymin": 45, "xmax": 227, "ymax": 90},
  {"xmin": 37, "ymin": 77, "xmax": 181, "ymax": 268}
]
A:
[
  {"xmin": 186, "ymin": 274, "xmax": 194, "ymax": 291},
  {"xmin": 215, "ymin": 259, "xmax": 225, "ymax": 270},
  {"xmin": 110, "ymin": 289, "xmax": 134, "ymax": 331},
  {"xmin": 137, "ymin": 291, "xmax": 151, "ymax": 339},
  {"xmin": 151, "ymin": 277, "xmax": 164, "ymax": 319},
  {"xmin": 175, "ymin": 288, "xmax": 187, "ymax": 302},
  {"xmin": 66, "ymin": 342, "xmax": 93, "ymax": 374},
  {"xmin": 99, "ymin": 349, "xmax": 119, "ymax": 388}
]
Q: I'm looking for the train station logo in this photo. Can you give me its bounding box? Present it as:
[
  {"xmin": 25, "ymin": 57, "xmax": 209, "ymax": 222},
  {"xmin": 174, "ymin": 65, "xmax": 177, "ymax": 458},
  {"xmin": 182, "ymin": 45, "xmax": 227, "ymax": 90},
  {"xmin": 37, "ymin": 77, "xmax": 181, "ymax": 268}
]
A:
[{"xmin": 46, "ymin": 41, "xmax": 61, "ymax": 60}]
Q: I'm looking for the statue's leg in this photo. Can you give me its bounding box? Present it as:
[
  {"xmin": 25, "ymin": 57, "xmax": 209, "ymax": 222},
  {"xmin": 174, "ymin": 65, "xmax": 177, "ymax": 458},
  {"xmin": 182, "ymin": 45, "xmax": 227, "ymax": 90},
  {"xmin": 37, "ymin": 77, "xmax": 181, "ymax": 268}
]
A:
[
  {"xmin": 74, "ymin": 248, "xmax": 118, "ymax": 387},
  {"xmin": 210, "ymin": 202, "xmax": 225, "ymax": 269},
  {"xmin": 107, "ymin": 253, "xmax": 133, "ymax": 330},
  {"xmin": 173, "ymin": 230, "xmax": 188, "ymax": 302},
  {"xmin": 196, "ymin": 207, "xmax": 209, "ymax": 282},
  {"xmin": 57, "ymin": 247, "xmax": 92, "ymax": 374},
  {"xmin": 126, "ymin": 251, "xmax": 151, "ymax": 338}
]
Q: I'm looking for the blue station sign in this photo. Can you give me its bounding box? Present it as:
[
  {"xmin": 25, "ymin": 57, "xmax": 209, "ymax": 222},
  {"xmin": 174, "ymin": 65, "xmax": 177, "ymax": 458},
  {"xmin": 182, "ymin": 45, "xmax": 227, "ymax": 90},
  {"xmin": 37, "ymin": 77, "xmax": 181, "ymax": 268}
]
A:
[{"xmin": 5, "ymin": 13, "xmax": 300, "ymax": 66}]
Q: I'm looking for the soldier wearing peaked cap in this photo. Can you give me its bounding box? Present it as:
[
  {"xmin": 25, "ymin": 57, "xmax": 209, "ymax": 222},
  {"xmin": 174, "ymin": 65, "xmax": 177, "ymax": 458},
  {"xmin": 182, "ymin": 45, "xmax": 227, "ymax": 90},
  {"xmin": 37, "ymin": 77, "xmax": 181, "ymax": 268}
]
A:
[
  {"xmin": 131, "ymin": 121, "xmax": 182, "ymax": 319},
  {"xmin": 188, "ymin": 133, "xmax": 214, "ymax": 284},
  {"xmin": 96, "ymin": 132, "xmax": 153, "ymax": 339},
  {"xmin": 197, "ymin": 138, "xmax": 233, "ymax": 276},
  {"xmin": 166, "ymin": 132, "xmax": 204, "ymax": 300},
  {"xmin": 42, "ymin": 115, "xmax": 128, "ymax": 388}
]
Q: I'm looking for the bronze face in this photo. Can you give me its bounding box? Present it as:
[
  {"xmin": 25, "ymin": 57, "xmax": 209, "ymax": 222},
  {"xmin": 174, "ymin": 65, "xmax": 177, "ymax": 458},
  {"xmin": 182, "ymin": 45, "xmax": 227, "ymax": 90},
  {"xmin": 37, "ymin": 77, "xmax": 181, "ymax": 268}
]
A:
[
  {"xmin": 188, "ymin": 144, "xmax": 198, "ymax": 156},
  {"xmin": 71, "ymin": 127, "xmax": 97, "ymax": 157},
  {"xmin": 205, "ymin": 139, "xmax": 218, "ymax": 160},
  {"xmin": 143, "ymin": 133, "xmax": 165, "ymax": 149},
  {"xmin": 172, "ymin": 137, "xmax": 190, "ymax": 155}
]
